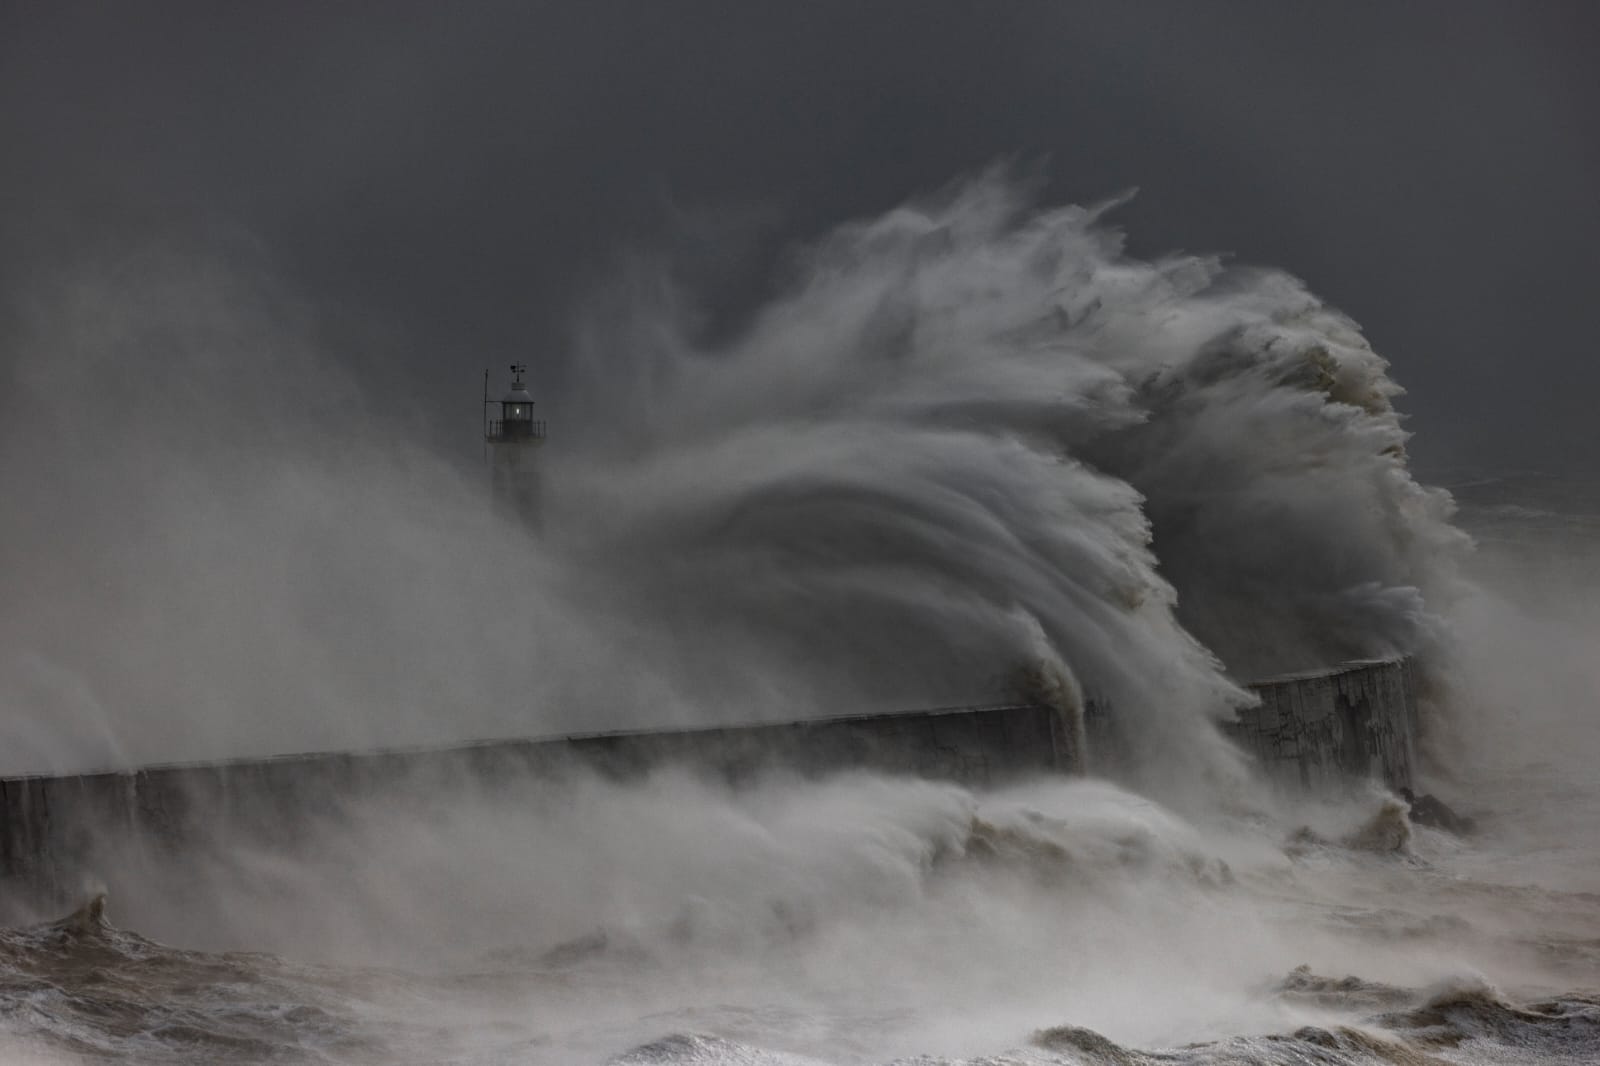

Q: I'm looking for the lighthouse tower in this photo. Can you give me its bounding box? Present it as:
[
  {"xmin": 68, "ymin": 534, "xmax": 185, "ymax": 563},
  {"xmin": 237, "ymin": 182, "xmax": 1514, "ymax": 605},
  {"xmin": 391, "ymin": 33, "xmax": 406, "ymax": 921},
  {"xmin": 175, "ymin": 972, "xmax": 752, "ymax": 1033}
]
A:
[{"xmin": 484, "ymin": 363, "xmax": 546, "ymax": 526}]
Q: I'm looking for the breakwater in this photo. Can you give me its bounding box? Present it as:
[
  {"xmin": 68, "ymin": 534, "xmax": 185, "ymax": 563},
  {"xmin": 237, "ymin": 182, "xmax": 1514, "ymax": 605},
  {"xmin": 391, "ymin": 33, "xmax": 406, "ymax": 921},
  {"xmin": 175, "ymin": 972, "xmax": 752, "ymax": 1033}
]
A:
[
  {"xmin": 0, "ymin": 658, "xmax": 1418, "ymax": 917},
  {"xmin": 1231, "ymin": 657, "xmax": 1418, "ymax": 793},
  {"xmin": 0, "ymin": 703, "xmax": 1069, "ymax": 916}
]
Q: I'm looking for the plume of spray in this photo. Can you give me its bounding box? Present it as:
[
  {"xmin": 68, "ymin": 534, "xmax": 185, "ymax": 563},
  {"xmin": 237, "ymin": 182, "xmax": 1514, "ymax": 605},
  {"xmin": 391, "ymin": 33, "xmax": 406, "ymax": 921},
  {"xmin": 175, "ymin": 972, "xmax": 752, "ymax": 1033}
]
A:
[
  {"xmin": 0, "ymin": 172, "xmax": 1525, "ymax": 1064},
  {"xmin": 0, "ymin": 171, "xmax": 1467, "ymax": 802},
  {"xmin": 548, "ymin": 170, "xmax": 1467, "ymax": 795},
  {"xmin": 0, "ymin": 247, "xmax": 603, "ymax": 770}
]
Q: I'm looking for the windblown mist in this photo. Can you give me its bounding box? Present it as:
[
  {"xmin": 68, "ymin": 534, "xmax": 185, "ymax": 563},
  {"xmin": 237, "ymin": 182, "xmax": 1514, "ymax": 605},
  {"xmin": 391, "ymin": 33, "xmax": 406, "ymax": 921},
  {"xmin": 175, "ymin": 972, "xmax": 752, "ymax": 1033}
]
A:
[
  {"xmin": 1, "ymin": 176, "xmax": 1596, "ymax": 1065},
  {"xmin": 1, "ymin": 176, "xmax": 1460, "ymax": 777}
]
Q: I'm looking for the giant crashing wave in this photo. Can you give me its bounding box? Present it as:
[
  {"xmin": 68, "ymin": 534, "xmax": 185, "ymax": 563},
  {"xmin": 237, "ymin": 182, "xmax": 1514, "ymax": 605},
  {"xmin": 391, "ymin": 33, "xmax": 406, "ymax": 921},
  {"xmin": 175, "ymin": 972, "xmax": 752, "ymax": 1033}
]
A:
[
  {"xmin": 549, "ymin": 171, "xmax": 1468, "ymax": 794},
  {"xmin": 0, "ymin": 170, "xmax": 1468, "ymax": 792}
]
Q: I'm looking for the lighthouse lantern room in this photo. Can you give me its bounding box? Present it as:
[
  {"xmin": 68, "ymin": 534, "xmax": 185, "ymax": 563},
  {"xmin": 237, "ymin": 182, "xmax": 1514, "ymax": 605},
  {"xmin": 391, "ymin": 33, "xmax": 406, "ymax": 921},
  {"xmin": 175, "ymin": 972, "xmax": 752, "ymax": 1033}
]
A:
[{"xmin": 485, "ymin": 363, "xmax": 546, "ymax": 444}]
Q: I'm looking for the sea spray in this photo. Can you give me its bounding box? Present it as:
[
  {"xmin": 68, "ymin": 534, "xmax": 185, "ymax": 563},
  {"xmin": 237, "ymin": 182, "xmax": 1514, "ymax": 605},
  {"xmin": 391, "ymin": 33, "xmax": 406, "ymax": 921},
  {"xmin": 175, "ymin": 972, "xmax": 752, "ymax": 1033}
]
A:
[
  {"xmin": 0, "ymin": 173, "xmax": 1526, "ymax": 1066},
  {"xmin": 556, "ymin": 172, "xmax": 1466, "ymax": 794},
  {"xmin": 0, "ymin": 173, "xmax": 1463, "ymax": 802}
]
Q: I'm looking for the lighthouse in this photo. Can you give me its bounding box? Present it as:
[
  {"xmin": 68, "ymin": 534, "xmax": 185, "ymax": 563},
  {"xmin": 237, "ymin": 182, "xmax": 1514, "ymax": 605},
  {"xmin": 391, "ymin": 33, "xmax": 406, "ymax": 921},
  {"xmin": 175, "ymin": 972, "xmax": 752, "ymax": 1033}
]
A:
[{"xmin": 484, "ymin": 363, "xmax": 546, "ymax": 526}]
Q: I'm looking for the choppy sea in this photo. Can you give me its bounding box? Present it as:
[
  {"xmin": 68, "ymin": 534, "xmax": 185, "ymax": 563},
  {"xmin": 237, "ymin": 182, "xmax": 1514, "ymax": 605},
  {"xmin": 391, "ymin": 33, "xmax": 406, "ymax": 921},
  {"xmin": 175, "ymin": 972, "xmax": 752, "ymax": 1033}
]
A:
[{"xmin": 1, "ymin": 473, "xmax": 1596, "ymax": 1065}]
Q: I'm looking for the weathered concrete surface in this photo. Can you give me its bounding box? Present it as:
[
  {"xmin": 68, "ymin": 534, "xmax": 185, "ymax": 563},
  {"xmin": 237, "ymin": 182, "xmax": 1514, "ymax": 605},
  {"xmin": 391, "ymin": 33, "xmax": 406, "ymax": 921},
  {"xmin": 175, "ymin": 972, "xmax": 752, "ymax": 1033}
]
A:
[
  {"xmin": 1230, "ymin": 658, "xmax": 1418, "ymax": 793},
  {"xmin": 0, "ymin": 703, "xmax": 1071, "ymax": 912}
]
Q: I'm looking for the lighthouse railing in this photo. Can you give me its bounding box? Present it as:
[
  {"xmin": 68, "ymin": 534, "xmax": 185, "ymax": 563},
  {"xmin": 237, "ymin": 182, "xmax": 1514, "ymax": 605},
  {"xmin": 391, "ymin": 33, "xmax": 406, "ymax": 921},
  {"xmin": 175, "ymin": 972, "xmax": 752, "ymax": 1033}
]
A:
[{"xmin": 485, "ymin": 419, "xmax": 548, "ymax": 443}]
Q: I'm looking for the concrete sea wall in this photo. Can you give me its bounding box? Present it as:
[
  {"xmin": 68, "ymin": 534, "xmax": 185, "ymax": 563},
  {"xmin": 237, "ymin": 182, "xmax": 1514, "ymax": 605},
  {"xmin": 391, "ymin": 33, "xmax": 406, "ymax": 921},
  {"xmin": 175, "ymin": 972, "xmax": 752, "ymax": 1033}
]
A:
[
  {"xmin": 0, "ymin": 658, "xmax": 1418, "ymax": 916},
  {"xmin": 0, "ymin": 703, "xmax": 1070, "ymax": 914},
  {"xmin": 1232, "ymin": 657, "xmax": 1418, "ymax": 793}
]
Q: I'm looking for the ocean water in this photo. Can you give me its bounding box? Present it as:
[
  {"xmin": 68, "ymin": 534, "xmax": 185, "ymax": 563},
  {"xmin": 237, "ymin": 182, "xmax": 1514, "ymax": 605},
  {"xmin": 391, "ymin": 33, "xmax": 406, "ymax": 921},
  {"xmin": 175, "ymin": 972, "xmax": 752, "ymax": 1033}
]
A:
[
  {"xmin": 3, "ymin": 479, "xmax": 1598, "ymax": 1065},
  {"xmin": 1, "ymin": 702, "xmax": 1597, "ymax": 1066},
  {"xmin": 1, "ymin": 178, "xmax": 1595, "ymax": 1063}
]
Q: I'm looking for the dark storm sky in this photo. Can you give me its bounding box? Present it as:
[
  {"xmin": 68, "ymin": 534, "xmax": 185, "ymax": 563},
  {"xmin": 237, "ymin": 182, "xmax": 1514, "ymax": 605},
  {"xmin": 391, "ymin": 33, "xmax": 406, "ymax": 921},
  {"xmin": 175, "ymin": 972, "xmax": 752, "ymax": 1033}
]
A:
[{"xmin": 2, "ymin": 1, "xmax": 1596, "ymax": 472}]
